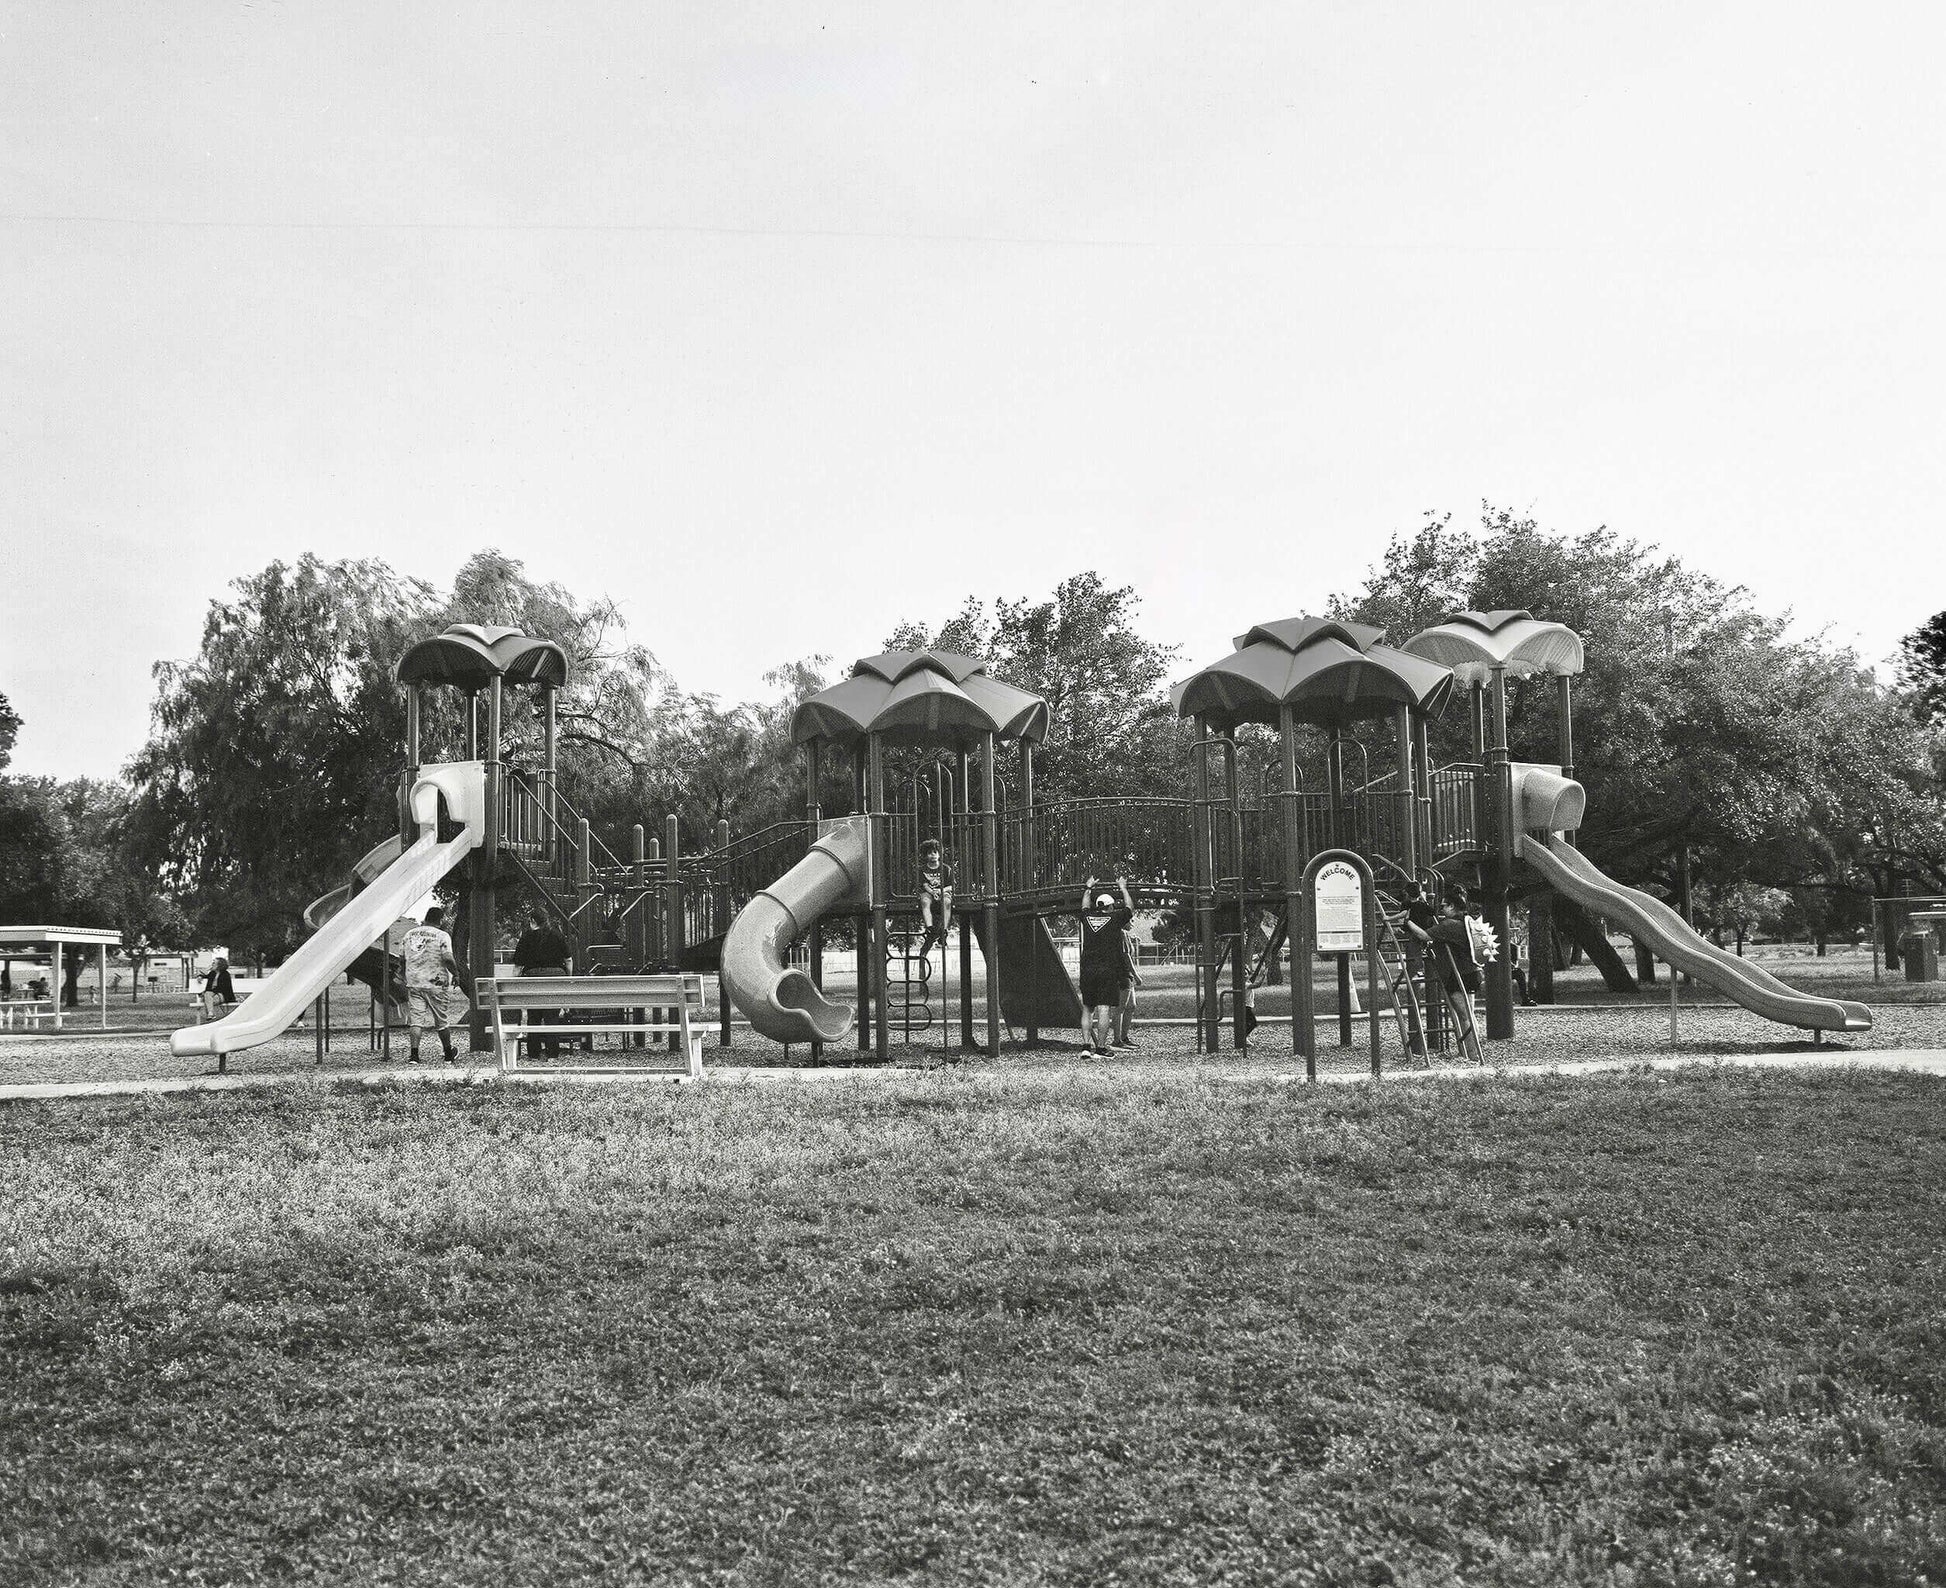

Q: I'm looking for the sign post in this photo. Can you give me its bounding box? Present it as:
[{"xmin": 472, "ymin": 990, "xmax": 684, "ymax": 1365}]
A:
[{"xmin": 1295, "ymin": 849, "xmax": 1384, "ymax": 1081}]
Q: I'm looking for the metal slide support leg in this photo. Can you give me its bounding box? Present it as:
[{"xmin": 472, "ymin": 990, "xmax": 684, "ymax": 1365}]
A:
[
  {"xmin": 872, "ymin": 907, "xmax": 890, "ymax": 1062},
  {"xmin": 959, "ymin": 918, "xmax": 975, "ymax": 1051},
  {"xmin": 1196, "ymin": 904, "xmax": 1217, "ymax": 1053},
  {"xmin": 856, "ymin": 916, "xmax": 870, "ymax": 1054},
  {"xmin": 983, "ymin": 902, "xmax": 1001, "ymax": 1058},
  {"xmin": 1231, "ymin": 911, "xmax": 1249, "ymax": 1050}
]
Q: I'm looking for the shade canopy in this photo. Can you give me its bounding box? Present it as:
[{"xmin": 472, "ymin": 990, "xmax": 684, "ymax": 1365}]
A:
[
  {"xmin": 1171, "ymin": 616, "xmax": 1455, "ymax": 730},
  {"xmin": 0, "ymin": 926, "xmax": 123, "ymax": 951},
  {"xmin": 1401, "ymin": 610, "xmax": 1584, "ymax": 684},
  {"xmin": 792, "ymin": 649, "xmax": 1051, "ymax": 748},
  {"xmin": 394, "ymin": 624, "xmax": 570, "ymax": 689}
]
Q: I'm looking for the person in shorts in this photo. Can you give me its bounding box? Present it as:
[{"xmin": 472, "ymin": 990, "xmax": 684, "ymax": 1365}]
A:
[
  {"xmin": 1079, "ymin": 875, "xmax": 1135, "ymax": 1056},
  {"xmin": 401, "ymin": 905, "xmax": 470, "ymax": 1063},
  {"xmin": 915, "ymin": 839, "xmax": 955, "ymax": 960}
]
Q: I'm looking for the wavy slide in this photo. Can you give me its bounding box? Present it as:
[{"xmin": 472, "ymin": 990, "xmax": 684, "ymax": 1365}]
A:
[
  {"xmin": 171, "ymin": 765, "xmax": 485, "ymax": 1059},
  {"xmin": 721, "ymin": 818, "xmax": 871, "ymax": 1045},
  {"xmin": 1520, "ymin": 831, "xmax": 1870, "ymax": 1035}
]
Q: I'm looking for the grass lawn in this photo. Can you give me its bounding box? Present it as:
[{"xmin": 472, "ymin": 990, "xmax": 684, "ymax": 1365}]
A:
[{"xmin": 4, "ymin": 1068, "xmax": 1944, "ymax": 1585}]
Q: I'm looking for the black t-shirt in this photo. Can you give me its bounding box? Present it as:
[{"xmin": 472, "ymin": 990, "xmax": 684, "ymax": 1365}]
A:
[
  {"xmin": 513, "ymin": 925, "xmax": 571, "ymax": 970},
  {"xmin": 1080, "ymin": 909, "xmax": 1135, "ymax": 980}
]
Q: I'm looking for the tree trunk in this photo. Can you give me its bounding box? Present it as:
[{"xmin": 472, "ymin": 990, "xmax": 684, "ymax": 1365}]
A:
[
  {"xmin": 1633, "ymin": 941, "xmax": 1657, "ymax": 985},
  {"xmin": 1555, "ymin": 896, "xmax": 1637, "ymax": 992}
]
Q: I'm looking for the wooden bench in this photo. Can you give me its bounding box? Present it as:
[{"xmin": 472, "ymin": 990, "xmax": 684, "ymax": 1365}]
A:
[
  {"xmin": 478, "ymin": 973, "xmax": 709, "ymax": 1078},
  {"xmin": 0, "ymin": 999, "xmax": 55, "ymax": 1030}
]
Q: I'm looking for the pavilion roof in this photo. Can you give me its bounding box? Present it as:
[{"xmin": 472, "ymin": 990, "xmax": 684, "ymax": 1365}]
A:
[
  {"xmin": 394, "ymin": 624, "xmax": 570, "ymax": 688},
  {"xmin": 0, "ymin": 926, "xmax": 123, "ymax": 949},
  {"xmin": 1401, "ymin": 610, "xmax": 1585, "ymax": 683},
  {"xmin": 1171, "ymin": 616, "xmax": 1454, "ymax": 730},
  {"xmin": 791, "ymin": 650, "xmax": 1050, "ymax": 748}
]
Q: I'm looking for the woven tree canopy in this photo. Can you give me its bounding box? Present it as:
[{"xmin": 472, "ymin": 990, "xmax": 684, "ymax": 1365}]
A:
[
  {"xmin": 394, "ymin": 624, "xmax": 571, "ymax": 689},
  {"xmin": 1401, "ymin": 610, "xmax": 1585, "ymax": 684},
  {"xmin": 791, "ymin": 649, "xmax": 1051, "ymax": 748},
  {"xmin": 1170, "ymin": 616, "xmax": 1455, "ymax": 730}
]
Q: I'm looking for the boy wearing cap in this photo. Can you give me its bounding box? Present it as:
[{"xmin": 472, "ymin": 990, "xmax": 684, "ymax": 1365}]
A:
[{"xmin": 1079, "ymin": 874, "xmax": 1136, "ymax": 1056}]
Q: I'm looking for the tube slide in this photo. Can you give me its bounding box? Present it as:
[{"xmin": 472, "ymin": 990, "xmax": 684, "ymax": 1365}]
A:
[
  {"xmin": 1520, "ymin": 832, "xmax": 1870, "ymax": 1035},
  {"xmin": 721, "ymin": 818, "xmax": 871, "ymax": 1044},
  {"xmin": 171, "ymin": 764, "xmax": 485, "ymax": 1058}
]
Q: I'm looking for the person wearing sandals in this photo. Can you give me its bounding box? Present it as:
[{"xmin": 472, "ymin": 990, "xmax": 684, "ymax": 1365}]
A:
[{"xmin": 1079, "ymin": 875, "xmax": 1135, "ymax": 1056}]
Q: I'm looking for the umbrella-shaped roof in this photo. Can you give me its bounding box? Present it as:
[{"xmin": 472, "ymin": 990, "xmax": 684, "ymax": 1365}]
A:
[
  {"xmin": 792, "ymin": 650, "xmax": 1050, "ymax": 747},
  {"xmin": 394, "ymin": 624, "xmax": 571, "ymax": 688},
  {"xmin": 1401, "ymin": 610, "xmax": 1584, "ymax": 684},
  {"xmin": 1171, "ymin": 616, "xmax": 1455, "ymax": 729}
]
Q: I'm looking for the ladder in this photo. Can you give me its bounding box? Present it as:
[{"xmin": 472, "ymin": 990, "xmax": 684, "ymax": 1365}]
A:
[
  {"xmin": 1371, "ymin": 903, "xmax": 1432, "ymax": 1065},
  {"xmin": 1376, "ymin": 900, "xmax": 1483, "ymax": 1065},
  {"xmin": 885, "ymin": 928, "xmax": 936, "ymax": 1043}
]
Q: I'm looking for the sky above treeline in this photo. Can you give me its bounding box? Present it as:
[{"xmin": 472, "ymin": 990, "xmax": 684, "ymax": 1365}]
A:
[{"xmin": 4, "ymin": 2, "xmax": 1941, "ymax": 780}]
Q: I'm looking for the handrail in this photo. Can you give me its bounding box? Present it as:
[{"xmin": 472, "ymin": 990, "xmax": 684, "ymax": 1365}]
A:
[{"xmin": 502, "ymin": 768, "xmax": 626, "ymax": 873}]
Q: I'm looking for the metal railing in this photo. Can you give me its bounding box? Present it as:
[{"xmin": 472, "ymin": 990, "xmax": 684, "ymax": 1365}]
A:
[
  {"xmin": 1002, "ymin": 798, "xmax": 1197, "ymax": 899},
  {"xmin": 1429, "ymin": 765, "xmax": 1481, "ymax": 856}
]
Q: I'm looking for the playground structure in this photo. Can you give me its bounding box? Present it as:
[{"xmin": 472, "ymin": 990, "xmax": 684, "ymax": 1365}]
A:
[{"xmin": 171, "ymin": 609, "xmax": 1873, "ymax": 1066}]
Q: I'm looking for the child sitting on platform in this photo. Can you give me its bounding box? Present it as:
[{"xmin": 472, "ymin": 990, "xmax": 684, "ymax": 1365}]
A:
[{"xmin": 916, "ymin": 838, "xmax": 954, "ymax": 959}]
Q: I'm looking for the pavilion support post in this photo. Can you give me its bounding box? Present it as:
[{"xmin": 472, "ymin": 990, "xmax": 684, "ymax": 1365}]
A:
[
  {"xmin": 1393, "ymin": 704, "xmax": 1417, "ymax": 880},
  {"xmin": 1021, "ymin": 741, "xmax": 1037, "ymax": 1046},
  {"xmin": 1225, "ymin": 732, "xmax": 1247, "ymax": 1050},
  {"xmin": 543, "ymin": 684, "xmax": 559, "ymax": 865},
  {"xmin": 402, "ymin": 685, "xmax": 423, "ymax": 850},
  {"xmin": 982, "ymin": 731, "xmax": 1002, "ymax": 1058},
  {"xmin": 1192, "ymin": 717, "xmax": 1218, "ymax": 1054},
  {"xmin": 465, "ymin": 850, "xmax": 494, "ymax": 1054},
  {"xmin": 869, "ymin": 733, "xmax": 889, "ymax": 1063},
  {"xmin": 1483, "ymin": 664, "xmax": 1515, "ymax": 1040},
  {"xmin": 960, "ymin": 919, "xmax": 976, "ymax": 1051},
  {"xmin": 1327, "ymin": 728, "xmax": 1352, "ymax": 1046},
  {"xmin": 1414, "ymin": 710, "xmax": 1433, "ymax": 873},
  {"xmin": 1556, "ymin": 673, "xmax": 1576, "ymax": 851},
  {"xmin": 805, "ymin": 741, "xmax": 822, "ymax": 1060},
  {"xmin": 1395, "ymin": 703, "xmax": 1428, "ymax": 1056},
  {"xmin": 100, "ymin": 943, "xmax": 108, "ymax": 1031},
  {"xmin": 484, "ymin": 676, "xmax": 503, "ymax": 854},
  {"xmin": 856, "ymin": 914, "xmax": 870, "ymax": 1053},
  {"xmin": 631, "ymin": 824, "xmax": 649, "ymax": 972},
  {"xmin": 1280, "ymin": 707, "xmax": 1303, "ymax": 1056},
  {"xmin": 663, "ymin": 814, "xmax": 683, "ymax": 983}
]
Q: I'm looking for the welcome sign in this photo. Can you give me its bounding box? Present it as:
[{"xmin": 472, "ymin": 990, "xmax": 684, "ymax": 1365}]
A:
[{"xmin": 1314, "ymin": 860, "xmax": 1364, "ymax": 953}]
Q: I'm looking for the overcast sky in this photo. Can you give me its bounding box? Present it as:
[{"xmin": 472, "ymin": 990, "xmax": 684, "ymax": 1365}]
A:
[{"xmin": 4, "ymin": 1, "xmax": 1941, "ymax": 779}]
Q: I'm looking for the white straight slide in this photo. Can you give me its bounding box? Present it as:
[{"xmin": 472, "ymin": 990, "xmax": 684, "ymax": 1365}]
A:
[{"xmin": 170, "ymin": 764, "xmax": 486, "ymax": 1059}]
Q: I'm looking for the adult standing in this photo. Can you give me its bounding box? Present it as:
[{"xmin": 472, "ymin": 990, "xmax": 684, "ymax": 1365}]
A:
[
  {"xmin": 511, "ymin": 906, "xmax": 572, "ymax": 1059},
  {"xmin": 401, "ymin": 905, "xmax": 471, "ymax": 1064},
  {"xmin": 1078, "ymin": 875, "xmax": 1136, "ymax": 1057}
]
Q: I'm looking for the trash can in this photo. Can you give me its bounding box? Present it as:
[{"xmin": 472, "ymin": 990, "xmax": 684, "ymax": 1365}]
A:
[{"xmin": 1902, "ymin": 931, "xmax": 1939, "ymax": 982}]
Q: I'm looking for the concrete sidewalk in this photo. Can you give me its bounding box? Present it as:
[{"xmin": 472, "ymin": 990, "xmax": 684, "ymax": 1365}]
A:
[{"xmin": 3, "ymin": 1049, "xmax": 1945, "ymax": 1104}]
